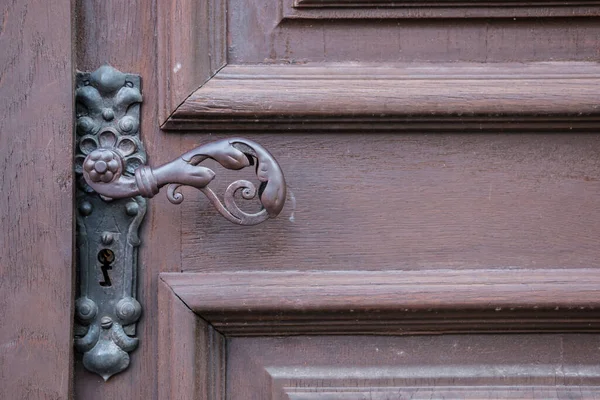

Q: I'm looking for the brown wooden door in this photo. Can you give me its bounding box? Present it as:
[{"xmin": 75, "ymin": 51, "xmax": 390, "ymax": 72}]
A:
[{"xmin": 5, "ymin": 0, "xmax": 600, "ymax": 399}]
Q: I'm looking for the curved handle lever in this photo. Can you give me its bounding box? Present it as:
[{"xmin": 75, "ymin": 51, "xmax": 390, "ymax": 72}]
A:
[{"xmin": 81, "ymin": 137, "xmax": 286, "ymax": 225}]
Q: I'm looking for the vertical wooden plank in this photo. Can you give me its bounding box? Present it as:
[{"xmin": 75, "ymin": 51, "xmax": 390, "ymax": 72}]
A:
[
  {"xmin": 0, "ymin": 0, "xmax": 75, "ymax": 399},
  {"xmin": 74, "ymin": 1, "xmax": 186, "ymax": 398}
]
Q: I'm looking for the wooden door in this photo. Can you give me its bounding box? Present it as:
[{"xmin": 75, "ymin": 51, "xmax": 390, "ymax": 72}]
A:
[{"xmin": 5, "ymin": 0, "xmax": 600, "ymax": 398}]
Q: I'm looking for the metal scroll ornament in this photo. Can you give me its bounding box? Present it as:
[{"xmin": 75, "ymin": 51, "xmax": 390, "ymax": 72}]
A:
[{"xmin": 73, "ymin": 65, "xmax": 286, "ymax": 380}]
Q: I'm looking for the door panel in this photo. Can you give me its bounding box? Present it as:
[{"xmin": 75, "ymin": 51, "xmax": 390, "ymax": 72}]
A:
[
  {"xmin": 181, "ymin": 134, "xmax": 600, "ymax": 273},
  {"xmin": 229, "ymin": 335, "xmax": 600, "ymax": 399},
  {"xmin": 228, "ymin": 0, "xmax": 600, "ymax": 62},
  {"xmin": 158, "ymin": 273, "xmax": 600, "ymax": 399}
]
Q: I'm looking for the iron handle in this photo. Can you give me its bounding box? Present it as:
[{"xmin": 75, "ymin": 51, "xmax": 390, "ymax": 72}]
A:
[{"xmin": 81, "ymin": 137, "xmax": 286, "ymax": 225}]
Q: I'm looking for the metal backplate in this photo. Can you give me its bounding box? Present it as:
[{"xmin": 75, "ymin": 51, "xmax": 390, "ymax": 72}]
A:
[{"xmin": 73, "ymin": 66, "xmax": 146, "ymax": 380}]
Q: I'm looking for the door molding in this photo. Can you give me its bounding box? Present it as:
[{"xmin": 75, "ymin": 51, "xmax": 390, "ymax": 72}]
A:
[
  {"xmin": 158, "ymin": 268, "xmax": 600, "ymax": 399},
  {"xmin": 162, "ymin": 63, "xmax": 600, "ymax": 132},
  {"xmin": 160, "ymin": 268, "xmax": 600, "ymax": 336},
  {"xmin": 157, "ymin": 0, "xmax": 600, "ymax": 132}
]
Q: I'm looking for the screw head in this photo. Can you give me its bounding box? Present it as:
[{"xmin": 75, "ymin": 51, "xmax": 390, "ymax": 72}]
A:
[{"xmin": 100, "ymin": 316, "xmax": 113, "ymax": 329}]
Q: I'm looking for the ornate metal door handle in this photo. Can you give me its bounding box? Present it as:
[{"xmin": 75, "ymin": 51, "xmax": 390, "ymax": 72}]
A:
[
  {"xmin": 74, "ymin": 65, "xmax": 286, "ymax": 380},
  {"xmin": 82, "ymin": 137, "xmax": 285, "ymax": 225}
]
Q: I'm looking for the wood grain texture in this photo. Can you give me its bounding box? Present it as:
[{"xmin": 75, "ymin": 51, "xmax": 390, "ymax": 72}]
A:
[
  {"xmin": 0, "ymin": 0, "xmax": 75, "ymax": 398},
  {"xmin": 288, "ymin": 0, "xmax": 600, "ymax": 18},
  {"xmin": 161, "ymin": 269, "xmax": 600, "ymax": 335},
  {"xmin": 164, "ymin": 63, "xmax": 600, "ymax": 131},
  {"xmin": 228, "ymin": 335, "xmax": 600, "ymax": 399},
  {"xmin": 74, "ymin": 0, "xmax": 186, "ymax": 397},
  {"xmin": 158, "ymin": 279, "xmax": 225, "ymax": 400},
  {"xmin": 229, "ymin": 0, "xmax": 600, "ymax": 64},
  {"xmin": 181, "ymin": 133, "xmax": 600, "ymax": 274},
  {"xmin": 157, "ymin": 0, "xmax": 225, "ymax": 125}
]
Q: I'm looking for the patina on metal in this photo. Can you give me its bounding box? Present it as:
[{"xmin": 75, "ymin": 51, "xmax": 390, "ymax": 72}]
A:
[
  {"xmin": 74, "ymin": 65, "xmax": 286, "ymax": 380},
  {"xmin": 74, "ymin": 65, "xmax": 146, "ymax": 381}
]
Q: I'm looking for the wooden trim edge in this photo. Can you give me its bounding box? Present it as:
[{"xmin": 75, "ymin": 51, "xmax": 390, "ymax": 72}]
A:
[
  {"xmin": 163, "ymin": 62, "xmax": 600, "ymax": 132},
  {"xmin": 162, "ymin": 268, "xmax": 600, "ymax": 335}
]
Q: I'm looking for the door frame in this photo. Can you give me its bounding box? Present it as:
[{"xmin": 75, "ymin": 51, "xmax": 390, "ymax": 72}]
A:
[{"xmin": 0, "ymin": 0, "xmax": 75, "ymax": 398}]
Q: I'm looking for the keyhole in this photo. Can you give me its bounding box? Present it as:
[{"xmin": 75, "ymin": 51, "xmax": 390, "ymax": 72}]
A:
[{"xmin": 98, "ymin": 249, "xmax": 114, "ymax": 287}]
